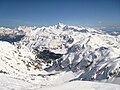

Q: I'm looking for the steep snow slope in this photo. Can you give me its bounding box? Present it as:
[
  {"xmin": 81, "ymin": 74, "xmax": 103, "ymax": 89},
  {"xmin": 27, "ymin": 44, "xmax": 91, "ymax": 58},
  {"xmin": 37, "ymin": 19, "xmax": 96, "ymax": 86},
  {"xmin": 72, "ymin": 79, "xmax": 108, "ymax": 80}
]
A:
[{"xmin": 0, "ymin": 41, "xmax": 43, "ymax": 82}]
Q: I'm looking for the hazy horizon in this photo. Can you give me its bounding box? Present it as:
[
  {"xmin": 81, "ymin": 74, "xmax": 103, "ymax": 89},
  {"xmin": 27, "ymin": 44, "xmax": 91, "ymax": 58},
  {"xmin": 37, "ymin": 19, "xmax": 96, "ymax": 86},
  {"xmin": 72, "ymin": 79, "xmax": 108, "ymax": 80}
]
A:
[{"xmin": 0, "ymin": 0, "xmax": 120, "ymax": 28}]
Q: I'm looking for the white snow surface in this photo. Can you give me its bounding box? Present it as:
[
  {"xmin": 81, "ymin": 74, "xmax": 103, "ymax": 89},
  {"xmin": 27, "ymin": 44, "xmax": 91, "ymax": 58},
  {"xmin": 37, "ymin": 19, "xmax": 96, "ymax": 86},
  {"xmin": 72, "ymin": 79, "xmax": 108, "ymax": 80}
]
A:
[{"xmin": 0, "ymin": 74, "xmax": 120, "ymax": 90}]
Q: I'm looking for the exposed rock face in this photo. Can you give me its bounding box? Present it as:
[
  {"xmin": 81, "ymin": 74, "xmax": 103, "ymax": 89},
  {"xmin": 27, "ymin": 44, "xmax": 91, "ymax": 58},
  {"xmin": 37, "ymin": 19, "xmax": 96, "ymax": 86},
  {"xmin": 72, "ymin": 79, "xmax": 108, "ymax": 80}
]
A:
[{"xmin": 35, "ymin": 49, "xmax": 63, "ymax": 65}]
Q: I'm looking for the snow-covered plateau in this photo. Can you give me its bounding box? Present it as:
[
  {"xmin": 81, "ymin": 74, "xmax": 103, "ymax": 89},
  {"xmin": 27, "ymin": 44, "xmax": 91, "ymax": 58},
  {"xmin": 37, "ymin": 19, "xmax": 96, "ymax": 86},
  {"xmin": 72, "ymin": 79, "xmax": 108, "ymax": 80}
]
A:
[{"xmin": 0, "ymin": 23, "xmax": 120, "ymax": 90}]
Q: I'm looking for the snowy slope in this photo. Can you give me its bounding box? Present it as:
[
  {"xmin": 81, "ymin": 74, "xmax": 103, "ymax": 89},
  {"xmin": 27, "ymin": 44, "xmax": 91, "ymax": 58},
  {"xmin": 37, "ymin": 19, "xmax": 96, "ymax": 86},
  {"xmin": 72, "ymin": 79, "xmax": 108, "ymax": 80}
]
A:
[
  {"xmin": 39, "ymin": 81, "xmax": 120, "ymax": 90},
  {"xmin": 0, "ymin": 41, "xmax": 44, "ymax": 82},
  {"xmin": 0, "ymin": 74, "xmax": 120, "ymax": 90}
]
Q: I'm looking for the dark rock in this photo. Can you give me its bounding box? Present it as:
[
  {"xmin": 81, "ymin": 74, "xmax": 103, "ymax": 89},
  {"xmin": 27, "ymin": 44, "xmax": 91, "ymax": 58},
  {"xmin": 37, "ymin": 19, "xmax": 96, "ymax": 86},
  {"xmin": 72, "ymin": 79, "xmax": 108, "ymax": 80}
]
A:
[{"xmin": 36, "ymin": 49, "xmax": 63, "ymax": 63}]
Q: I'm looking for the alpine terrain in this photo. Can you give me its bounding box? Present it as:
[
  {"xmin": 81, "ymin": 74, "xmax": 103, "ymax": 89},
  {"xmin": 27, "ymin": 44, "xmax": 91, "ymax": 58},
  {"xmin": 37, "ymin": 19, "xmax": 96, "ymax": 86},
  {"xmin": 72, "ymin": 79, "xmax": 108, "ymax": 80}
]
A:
[{"xmin": 0, "ymin": 23, "xmax": 120, "ymax": 90}]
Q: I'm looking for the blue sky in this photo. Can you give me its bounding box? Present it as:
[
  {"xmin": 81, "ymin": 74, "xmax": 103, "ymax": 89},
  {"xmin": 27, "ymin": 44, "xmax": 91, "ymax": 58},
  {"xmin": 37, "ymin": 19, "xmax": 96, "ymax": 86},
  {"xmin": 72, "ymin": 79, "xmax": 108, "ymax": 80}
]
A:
[{"xmin": 0, "ymin": 0, "xmax": 120, "ymax": 27}]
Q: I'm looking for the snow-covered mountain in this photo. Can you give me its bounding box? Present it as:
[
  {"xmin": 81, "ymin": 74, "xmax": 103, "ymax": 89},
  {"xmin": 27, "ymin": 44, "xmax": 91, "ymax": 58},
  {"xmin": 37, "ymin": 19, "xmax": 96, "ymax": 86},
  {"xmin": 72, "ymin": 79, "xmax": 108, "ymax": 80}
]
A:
[
  {"xmin": 18, "ymin": 23, "xmax": 120, "ymax": 81},
  {"xmin": 0, "ymin": 27, "xmax": 25, "ymax": 43},
  {"xmin": 20, "ymin": 23, "xmax": 104, "ymax": 54},
  {"xmin": 0, "ymin": 23, "xmax": 120, "ymax": 89}
]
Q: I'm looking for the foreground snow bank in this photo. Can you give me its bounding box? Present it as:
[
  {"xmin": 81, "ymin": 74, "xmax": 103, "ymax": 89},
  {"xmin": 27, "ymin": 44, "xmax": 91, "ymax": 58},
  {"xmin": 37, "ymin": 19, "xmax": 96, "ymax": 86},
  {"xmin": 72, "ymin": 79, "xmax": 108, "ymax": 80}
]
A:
[
  {"xmin": 0, "ymin": 74, "xmax": 120, "ymax": 90},
  {"xmin": 0, "ymin": 74, "xmax": 35, "ymax": 90},
  {"xmin": 40, "ymin": 81, "xmax": 120, "ymax": 90}
]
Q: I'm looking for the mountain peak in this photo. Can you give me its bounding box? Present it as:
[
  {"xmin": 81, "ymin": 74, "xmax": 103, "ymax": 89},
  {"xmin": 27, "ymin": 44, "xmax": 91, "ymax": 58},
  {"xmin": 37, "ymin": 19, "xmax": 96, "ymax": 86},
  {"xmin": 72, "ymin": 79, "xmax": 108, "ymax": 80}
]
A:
[{"xmin": 56, "ymin": 22, "xmax": 66, "ymax": 29}]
